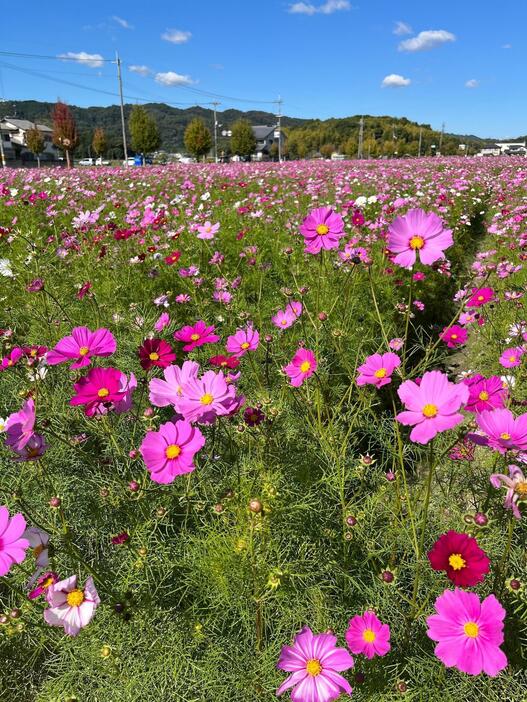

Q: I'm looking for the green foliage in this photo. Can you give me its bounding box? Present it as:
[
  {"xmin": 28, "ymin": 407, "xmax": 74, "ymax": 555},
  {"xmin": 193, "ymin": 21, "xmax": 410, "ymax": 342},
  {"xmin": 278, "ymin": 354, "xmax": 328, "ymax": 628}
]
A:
[
  {"xmin": 184, "ymin": 118, "xmax": 212, "ymax": 159},
  {"xmin": 129, "ymin": 106, "xmax": 162, "ymax": 159},
  {"xmin": 231, "ymin": 119, "xmax": 257, "ymax": 158},
  {"xmin": 92, "ymin": 127, "xmax": 107, "ymax": 157},
  {"xmin": 25, "ymin": 127, "xmax": 45, "ymax": 161}
]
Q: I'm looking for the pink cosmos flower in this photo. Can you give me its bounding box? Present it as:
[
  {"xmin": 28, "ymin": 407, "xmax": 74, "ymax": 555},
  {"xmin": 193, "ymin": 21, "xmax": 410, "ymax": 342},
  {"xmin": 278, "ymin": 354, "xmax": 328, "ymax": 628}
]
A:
[
  {"xmin": 0, "ymin": 506, "xmax": 29, "ymax": 576},
  {"xmin": 174, "ymin": 320, "xmax": 220, "ymax": 352},
  {"xmin": 466, "ymin": 287, "xmax": 494, "ymax": 308},
  {"xmin": 154, "ymin": 312, "xmax": 170, "ymax": 332},
  {"xmin": 44, "ymin": 575, "xmax": 100, "ymax": 636},
  {"xmin": 475, "ymin": 408, "xmax": 527, "ymax": 454},
  {"xmin": 299, "ymin": 206, "xmax": 345, "ymax": 254},
  {"xmin": 387, "ymin": 209, "xmax": 453, "ymax": 269},
  {"xmin": 490, "ymin": 464, "xmax": 527, "ymax": 519},
  {"xmin": 24, "ymin": 526, "xmax": 49, "ymax": 571},
  {"xmin": 426, "ymin": 589, "xmax": 507, "ymax": 677},
  {"xmin": 345, "ymin": 611, "xmax": 391, "ymax": 659},
  {"xmin": 389, "ymin": 338, "xmax": 404, "ymax": 351},
  {"xmin": 69, "ymin": 367, "xmax": 126, "ymax": 416},
  {"xmin": 197, "ymin": 221, "xmax": 220, "ymax": 240},
  {"xmin": 5, "ymin": 398, "xmax": 36, "ymax": 451},
  {"xmin": 0, "ymin": 347, "xmax": 23, "ymax": 371},
  {"xmin": 397, "ymin": 370, "xmax": 469, "ymax": 444},
  {"xmin": 276, "ymin": 626, "xmax": 353, "ymax": 702},
  {"xmin": 177, "ymin": 370, "xmax": 238, "ymax": 423},
  {"xmin": 12, "ymin": 432, "xmax": 48, "ymax": 461},
  {"xmin": 284, "ymin": 349, "xmax": 317, "ymax": 388},
  {"xmin": 499, "ymin": 347, "xmax": 524, "ymax": 369},
  {"xmin": 356, "ymin": 352, "xmax": 400, "ymax": 388},
  {"xmin": 225, "ymin": 326, "xmax": 260, "ymax": 357},
  {"xmin": 46, "ymin": 327, "xmax": 116, "ymax": 369},
  {"xmin": 286, "ymin": 300, "xmax": 303, "ymax": 318},
  {"xmin": 440, "ymin": 325, "xmax": 468, "ymax": 348},
  {"xmin": 140, "ymin": 419, "xmax": 205, "ymax": 483},
  {"xmin": 463, "ymin": 374, "xmax": 507, "ymax": 413},
  {"xmin": 29, "ymin": 571, "xmax": 59, "ymax": 600},
  {"xmin": 149, "ymin": 361, "xmax": 200, "ymax": 408},
  {"xmin": 272, "ymin": 308, "xmax": 297, "ymax": 330}
]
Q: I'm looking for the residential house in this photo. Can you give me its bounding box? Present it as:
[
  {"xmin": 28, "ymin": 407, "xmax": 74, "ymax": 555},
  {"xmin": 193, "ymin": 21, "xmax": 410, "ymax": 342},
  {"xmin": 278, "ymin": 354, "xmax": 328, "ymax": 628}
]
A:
[
  {"xmin": 251, "ymin": 125, "xmax": 286, "ymax": 160},
  {"xmin": 0, "ymin": 118, "xmax": 61, "ymax": 164}
]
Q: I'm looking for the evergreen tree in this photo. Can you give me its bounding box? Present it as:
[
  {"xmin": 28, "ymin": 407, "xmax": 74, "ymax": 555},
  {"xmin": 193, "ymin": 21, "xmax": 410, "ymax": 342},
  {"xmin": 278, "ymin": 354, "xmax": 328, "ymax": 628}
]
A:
[
  {"xmin": 184, "ymin": 118, "xmax": 212, "ymax": 161},
  {"xmin": 230, "ymin": 119, "xmax": 256, "ymax": 159},
  {"xmin": 129, "ymin": 106, "xmax": 161, "ymax": 165},
  {"xmin": 25, "ymin": 125, "xmax": 44, "ymax": 168},
  {"xmin": 92, "ymin": 128, "xmax": 107, "ymax": 160},
  {"xmin": 52, "ymin": 101, "xmax": 78, "ymax": 168}
]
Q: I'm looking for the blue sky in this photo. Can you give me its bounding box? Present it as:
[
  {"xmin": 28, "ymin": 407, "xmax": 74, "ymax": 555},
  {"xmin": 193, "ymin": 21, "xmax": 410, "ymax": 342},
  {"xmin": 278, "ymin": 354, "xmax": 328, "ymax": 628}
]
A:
[{"xmin": 0, "ymin": 0, "xmax": 524, "ymax": 137}]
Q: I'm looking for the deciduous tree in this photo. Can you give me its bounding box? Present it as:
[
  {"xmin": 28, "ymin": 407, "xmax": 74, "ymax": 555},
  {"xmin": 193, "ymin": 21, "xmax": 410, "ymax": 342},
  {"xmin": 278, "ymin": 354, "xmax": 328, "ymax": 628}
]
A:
[
  {"xmin": 52, "ymin": 101, "xmax": 78, "ymax": 168},
  {"xmin": 184, "ymin": 118, "xmax": 212, "ymax": 161},
  {"xmin": 26, "ymin": 126, "xmax": 44, "ymax": 168},
  {"xmin": 230, "ymin": 119, "xmax": 256, "ymax": 159},
  {"xmin": 129, "ymin": 106, "xmax": 161, "ymax": 165}
]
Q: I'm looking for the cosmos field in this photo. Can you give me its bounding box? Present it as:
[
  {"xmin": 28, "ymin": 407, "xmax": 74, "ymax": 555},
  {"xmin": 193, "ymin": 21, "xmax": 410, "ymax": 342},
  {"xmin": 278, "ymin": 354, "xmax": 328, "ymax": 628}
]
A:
[{"xmin": 1, "ymin": 158, "xmax": 527, "ymax": 701}]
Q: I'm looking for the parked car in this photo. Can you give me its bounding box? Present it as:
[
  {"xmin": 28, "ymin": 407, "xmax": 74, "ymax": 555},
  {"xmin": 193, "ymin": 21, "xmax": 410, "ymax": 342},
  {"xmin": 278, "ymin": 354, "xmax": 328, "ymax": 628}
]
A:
[
  {"xmin": 122, "ymin": 157, "xmax": 136, "ymax": 166},
  {"xmin": 77, "ymin": 158, "xmax": 94, "ymax": 166},
  {"xmin": 95, "ymin": 157, "xmax": 110, "ymax": 166}
]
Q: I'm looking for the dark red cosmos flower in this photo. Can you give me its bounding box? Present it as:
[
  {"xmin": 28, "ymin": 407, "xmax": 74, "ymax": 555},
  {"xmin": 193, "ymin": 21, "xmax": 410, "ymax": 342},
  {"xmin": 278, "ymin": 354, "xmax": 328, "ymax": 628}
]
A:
[
  {"xmin": 22, "ymin": 345, "xmax": 48, "ymax": 361},
  {"xmin": 244, "ymin": 407, "xmax": 265, "ymax": 426},
  {"xmin": 164, "ymin": 250, "xmax": 181, "ymax": 266},
  {"xmin": 111, "ymin": 531, "xmax": 130, "ymax": 546},
  {"xmin": 428, "ymin": 530, "xmax": 490, "ymax": 587},
  {"xmin": 138, "ymin": 338, "xmax": 176, "ymax": 371},
  {"xmin": 209, "ymin": 354, "xmax": 240, "ymax": 370}
]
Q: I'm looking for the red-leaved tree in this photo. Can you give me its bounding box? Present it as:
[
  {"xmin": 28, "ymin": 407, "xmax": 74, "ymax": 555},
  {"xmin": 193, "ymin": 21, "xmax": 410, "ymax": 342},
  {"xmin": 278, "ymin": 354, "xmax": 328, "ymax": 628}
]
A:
[{"xmin": 52, "ymin": 101, "xmax": 78, "ymax": 168}]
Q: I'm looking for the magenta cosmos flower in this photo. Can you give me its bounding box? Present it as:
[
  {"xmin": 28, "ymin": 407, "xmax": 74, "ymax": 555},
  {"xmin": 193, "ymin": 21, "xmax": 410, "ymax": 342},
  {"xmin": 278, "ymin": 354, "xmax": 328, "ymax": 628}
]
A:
[
  {"xmin": 345, "ymin": 611, "xmax": 391, "ymax": 659},
  {"xmin": 138, "ymin": 338, "xmax": 176, "ymax": 370},
  {"xmin": 466, "ymin": 287, "xmax": 494, "ymax": 308},
  {"xmin": 426, "ymin": 589, "xmax": 507, "ymax": 677},
  {"xmin": 284, "ymin": 349, "xmax": 317, "ymax": 388},
  {"xmin": 490, "ymin": 464, "xmax": 527, "ymax": 519},
  {"xmin": 140, "ymin": 419, "xmax": 205, "ymax": 483},
  {"xmin": 0, "ymin": 506, "xmax": 29, "ymax": 576},
  {"xmin": 174, "ymin": 320, "xmax": 220, "ymax": 352},
  {"xmin": 428, "ymin": 531, "xmax": 490, "ymax": 587},
  {"xmin": 356, "ymin": 352, "xmax": 400, "ymax": 388},
  {"xmin": 276, "ymin": 626, "xmax": 353, "ymax": 702},
  {"xmin": 4, "ymin": 398, "xmax": 36, "ymax": 451},
  {"xmin": 69, "ymin": 367, "xmax": 125, "ymax": 416},
  {"xmin": 499, "ymin": 346, "xmax": 524, "ymax": 369},
  {"xmin": 46, "ymin": 326, "xmax": 116, "ymax": 369},
  {"xmin": 387, "ymin": 209, "xmax": 453, "ymax": 269},
  {"xmin": 463, "ymin": 374, "xmax": 507, "ymax": 414},
  {"xmin": 397, "ymin": 370, "xmax": 469, "ymax": 444},
  {"xmin": 440, "ymin": 325, "xmax": 467, "ymax": 348},
  {"xmin": 225, "ymin": 326, "xmax": 260, "ymax": 357},
  {"xmin": 299, "ymin": 206, "xmax": 345, "ymax": 254},
  {"xmin": 0, "ymin": 347, "xmax": 23, "ymax": 371},
  {"xmin": 44, "ymin": 575, "xmax": 100, "ymax": 636},
  {"xmin": 475, "ymin": 408, "xmax": 527, "ymax": 454}
]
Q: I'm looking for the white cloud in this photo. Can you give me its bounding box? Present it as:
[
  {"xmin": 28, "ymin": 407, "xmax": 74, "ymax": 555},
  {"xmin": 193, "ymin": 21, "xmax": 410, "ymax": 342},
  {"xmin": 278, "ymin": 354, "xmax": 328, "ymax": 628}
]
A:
[
  {"xmin": 382, "ymin": 73, "xmax": 411, "ymax": 88},
  {"xmin": 155, "ymin": 71, "xmax": 195, "ymax": 86},
  {"xmin": 57, "ymin": 51, "xmax": 104, "ymax": 68},
  {"xmin": 161, "ymin": 29, "xmax": 192, "ymax": 44},
  {"xmin": 398, "ymin": 29, "xmax": 456, "ymax": 52},
  {"xmin": 393, "ymin": 21, "xmax": 412, "ymax": 35},
  {"xmin": 502, "ymin": 43, "xmax": 512, "ymax": 49},
  {"xmin": 113, "ymin": 16, "xmax": 133, "ymax": 29},
  {"xmin": 465, "ymin": 79, "xmax": 479, "ymax": 88},
  {"xmin": 129, "ymin": 65, "xmax": 151, "ymax": 76},
  {"xmin": 289, "ymin": 0, "xmax": 350, "ymax": 15}
]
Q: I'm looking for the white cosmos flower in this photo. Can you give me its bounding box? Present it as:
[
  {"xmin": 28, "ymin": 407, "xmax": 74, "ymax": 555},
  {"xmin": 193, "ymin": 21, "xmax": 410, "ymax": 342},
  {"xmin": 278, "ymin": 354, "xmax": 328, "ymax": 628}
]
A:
[{"xmin": 0, "ymin": 259, "xmax": 14, "ymax": 277}]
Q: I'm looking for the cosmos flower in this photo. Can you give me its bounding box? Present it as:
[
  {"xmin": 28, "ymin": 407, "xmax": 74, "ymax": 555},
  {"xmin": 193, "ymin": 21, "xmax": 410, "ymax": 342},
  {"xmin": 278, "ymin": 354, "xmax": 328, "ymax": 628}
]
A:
[
  {"xmin": 244, "ymin": 406, "xmax": 265, "ymax": 426},
  {"xmin": 69, "ymin": 367, "xmax": 126, "ymax": 416},
  {"xmin": 11, "ymin": 433, "xmax": 48, "ymax": 461},
  {"xmin": 345, "ymin": 611, "xmax": 391, "ymax": 659},
  {"xmin": 23, "ymin": 526, "xmax": 49, "ymax": 571},
  {"xmin": 475, "ymin": 408, "xmax": 527, "ymax": 454},
  {"xmin": 174, "ymin": 320, "xmax": 220, "ymax": 352},
  {"xmin": 154, "ymin": 312, "xmax": 170, "ymax": 332},
  {"xmin": 463, "ymin": 374, "xmax": 507, "ymax": 413},
  {"xmin": 397, "ymin": 370, "xmax": 469, "ymax": 444},
  {"xmin": 426, "ymin": 589, "xmax": 507, "ymax": 677},
  {"xmin": 140, "ymin": 419, "xmax": 206, "ymax": 483},
  {"xmin": 490, "ymin": 464, "xmax": 527, "ymax": 519},
  {"xmin": 138, "ymin": 338, "xmax": 176, "ymax": 370},
  {"xmin": 176, "ymin": 370, "xmax": 238, "ymax": 423},
  {"xmin": 440, "ymin": 325, "xmax": 468, "ymax": 348},
  {"xmin": 29, "ymin": 571, "xmax": 59, "ymax": 600},
  {"xmin": 465, "ymin": 287, "xmax": 494, "ymax": 308},
  {"xmin": 0, "ymin": 347, "xmax": 23, "ymax": 371},
  {"xmin": 428, "ymin": 531, "xmax": 490, "ymax": 587},
  {"xmin": 299, "ymin": 206, "xmax": 346, "ymax": 254},
  {"xmin": 272, "ymin": 308, "xmax": 297, "ymax": 330},
  {"xmin": 149, "ymin": 361, "xmax": 200, "ymax": 408},
  {"xmin": 225, "ymin": 326, "xmax": 260, "ymax": 357},
  {"xmin": 283, "ymin": 349, "xmax": 317, "ymax": 387},
  {"xmin": 276, "ymin": 626, "xmax": 353, "ymax": 702},
  {"xmin": 0, "ymin": 507, "xmax": 29, "ymax": 577},
  {"xmin": 4, "ymin": 398, "xmax": 36, "ymax": 451},
  {"xmin": 197, "ymin": 221, "xmax": 220, "ymax": 239},
  {"xmin": 46, "ymin": 327, "xmax": 116, "ymax": 369},
  {"xmin": 356, "ymin": 352, "xmax": 401, "ymax": 388},
  {"xmin": 499, "ymin": 347, "xmax": 524, "ymax": 369},
  {"xmin": 387, "ymin": 209, "xmax": 453, "ymax": 269},
  {"xmin": 44, "ymin": 575, "xmax": 100, "ymax": 636}
]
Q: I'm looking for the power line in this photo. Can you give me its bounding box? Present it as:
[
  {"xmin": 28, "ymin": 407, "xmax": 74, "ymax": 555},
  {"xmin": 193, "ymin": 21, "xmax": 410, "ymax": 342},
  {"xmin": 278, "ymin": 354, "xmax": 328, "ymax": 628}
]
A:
[{"xmin": 0, "ymin": 50, "xmax": 115, "ymax": 63}]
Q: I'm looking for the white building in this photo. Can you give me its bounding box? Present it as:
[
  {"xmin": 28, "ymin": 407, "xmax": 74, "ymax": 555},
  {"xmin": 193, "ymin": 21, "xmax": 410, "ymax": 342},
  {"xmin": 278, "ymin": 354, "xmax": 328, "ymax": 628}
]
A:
[
  {"xmin": 0, "ymin": 118, "xmax": 60, "ymax": 164},
  {"xmin": 476, "ymin": 141, "xmax": 527, "ymax": 157}
]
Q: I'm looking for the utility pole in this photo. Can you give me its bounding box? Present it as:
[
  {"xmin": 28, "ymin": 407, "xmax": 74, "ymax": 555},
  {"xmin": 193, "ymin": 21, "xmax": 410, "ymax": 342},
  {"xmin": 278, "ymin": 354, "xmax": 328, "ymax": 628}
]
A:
[
  {"xmin": 418, "ymin": 127, "xmax": 423, "ymax": 158},
  {"xmin": 439, "ymin": 121, "xmax": 445, "ymax": 154},
  {"xmin": 276, "ymin": 95, "xmax": 283, "ymax": 163},
  {"xmin": 357, "ymin": 116, "xmax": 364, "ymax": 159},
  {"xmin": 0, "ymin": 126, "xmax": 5, "ymax": 168},
  {"xmin": 212, "ymin": 101, "xmax": 220, "ymax": 163},
  {"xmin": 115, "ymin": 52, "xmax": 128, "ymax": 163}
]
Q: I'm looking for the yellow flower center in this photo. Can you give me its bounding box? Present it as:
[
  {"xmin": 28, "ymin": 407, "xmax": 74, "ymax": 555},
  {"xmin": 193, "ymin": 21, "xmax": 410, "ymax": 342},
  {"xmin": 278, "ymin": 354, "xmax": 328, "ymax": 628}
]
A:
[
  {"xmin": 79, "ymin": 346, "xmax": 90, "ymax": 356},
  {"xmin": 515, "ymin": 481, "xmax": 527, "ymax": 496},
  {"xmin": 478, "ymin": 391, "xmax": 489, "ymax": 401},
  {"xmin": 190, "ymin": 333, "xmax": 200, "ymax": 341},
  {"xmin": 66, "ymin": 589, "xmax": 85, "ymax": 607},
  {"xmin": 477, "ymin": 295, "xmax": 484, "ymax": 301},
  {"xmin": 281, "ymin": 320, "xmax": 288, "ymax": 326},
  {"xmin": 7, "ymin": 360, "xmax": 13, "ymax": 366},
  {"xmin": 241, "ymin": 342, "xmax": 250, "ymax": 349},
  {"xmin": 509, "ymin": 356, "xmax": 516, "ymax": 363},
  {"xmin": 451, "ymin": 334, "xmax": 458, "ymax": 340},
  {"xmin": 500, "ymin": 432, "xmax": 511, "ymax": 441},
  {"xmin": 200, "ymin": 393, "xmax": 214, "ymax": 405},
  {"xmin": 463, "ymin": 622, "xmax": 479, "ymax": 638},
  {"xmin": 448, "ymin": 553, "xmax": 466, "ymax": 571},
  {"xmin": 300, "ymin": 361, "xmax": 311, "ymax": 373},
  {"xmin": 149, "ymin": 352, "xmax": 160, "ymax": 361},
  {"xmin": 316, "ymin": 224, "xmax": 329, "ymax": 236},
  {"xmin": 30, "ymin": 349, "xmax": 37, "ymax": 357},
  {"xmin": 41, "ymin": 576, "xmax": 54, "ymax": 589},
  {"xmin": 422, "ymin": 403, "xmax": 438, "ymax": 418},
  {"xmin": 165, "ymin": 444, "xmax": 181, "ymax": 459},
  {"xmin": 306, "ymin": 659, "xmax": 322, "ymax": 676},
  {"xmin": 409, "ymin": 235, "xmax": 425, "ymax": 250},
  {"xmin": 362, "ymin": 628, "xmax": 376, "ymax": 643},
  {"xmin": 97, "ymin": 387, "xmax": 110, "ymax": 398},
  {"xmin": 374, "ymin": 368, "xmax": 387, "ymax": 378}
]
